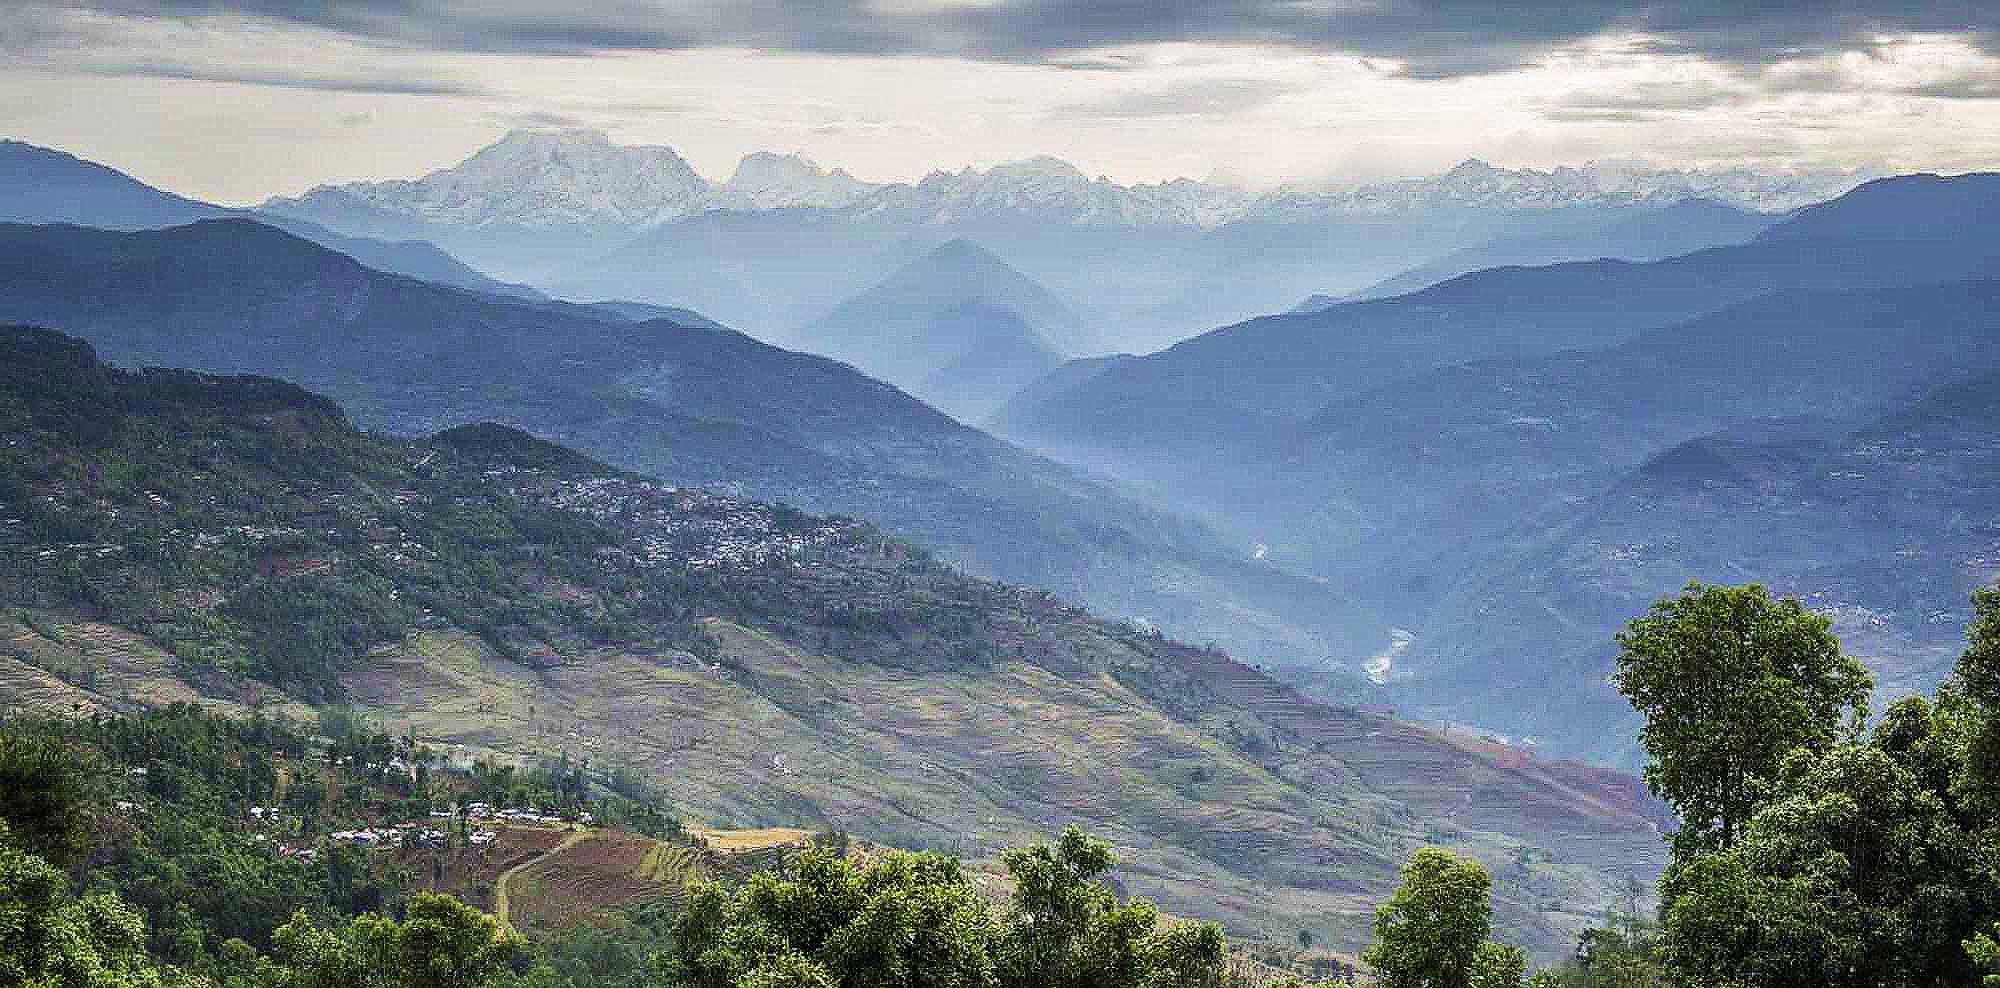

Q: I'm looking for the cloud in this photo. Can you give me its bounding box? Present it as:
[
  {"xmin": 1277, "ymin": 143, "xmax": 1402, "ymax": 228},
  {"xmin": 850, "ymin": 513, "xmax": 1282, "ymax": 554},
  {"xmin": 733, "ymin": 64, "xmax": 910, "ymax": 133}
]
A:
[
  {"xmin": 1540, "ymin": 107, "xmax": 1664, "ymax": 124},
  {"xmin": 1906, "ymin": 69, "xmax": 2000, "ymax": 99},
  {"xmin": 1553, "ymin": 78, "xmax": 1748, "ymax": 115},
  {"xmin": 492, "ymin": 108, "xmax": 589, "ymax": 129},
  {"xmin": 71, "ymin": 58, "xmax": 488, "ymax": 95},
  {"xmin": 1050, "ymin": 78, "xmax": 1287, "ymax": 120},
  {"xmin": 15, "ymin": 1, "xmax": 1999, "ymax": 80}
]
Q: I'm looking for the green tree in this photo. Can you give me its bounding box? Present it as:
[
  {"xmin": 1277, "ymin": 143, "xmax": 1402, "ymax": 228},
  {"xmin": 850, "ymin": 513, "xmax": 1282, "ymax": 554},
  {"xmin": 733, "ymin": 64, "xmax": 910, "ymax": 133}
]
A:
[
  {"xmin": 1617, "ymin": 582, "xmax": 2000, "ymax": 987},
  {"xmin": 667, "ymin": 829, "xmax": 1221, "ymax": 988},
  {"xmin": 0, "ymin": 822, "xmax": 187, "ymax": 988},
  {"xmin": 1958, "ymin": 585, "xmax": 2000, "ymax": 810},
  {"xmin": 1612, "ymin": 583, "xmax": 1872, "ymax": 853},
  {"xmin": 265, "ymin": 893, "xmax": 523, "ymax": 988},
  {"xmin": 1968, "ymin": 924, "xmax": 2000, "ymax": 988},
  {"xmin": 1363, "ymin": 848, "xmax": 1523, "ymax": 988},
  {"xmin": 670, "ymin": 845, "xmax": 1000, "ymax": 988},
  {"xmin": 1656, "ymin": 700, "xmax": 1991, "ymax": 986},
  {"xmin": 0, "ymin": 733, "xmax": 92, "ymax": 869},
  {"xmin": 1536, "ymin": 910, "xmax": 1665, "ymax": 988},
  {"xmin": 996, "ymin": 827, "xmax": 1222, "ymax": 988}
]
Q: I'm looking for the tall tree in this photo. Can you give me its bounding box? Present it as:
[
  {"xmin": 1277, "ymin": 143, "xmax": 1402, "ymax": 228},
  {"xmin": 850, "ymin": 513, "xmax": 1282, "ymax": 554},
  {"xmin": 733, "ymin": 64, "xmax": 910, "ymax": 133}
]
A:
[
  {"xmin": 1958, "ymin": 585, "xmax": 2000, "ymax": 810},
  {"xmin": 1612, "ymin": 582, "xmax": 1872, "ymax": 852},
  {"xmin": 1363, "ymin": 848, "xmax": 1524, "ymax": 988},
  {"xmin": 1619, "ymin": 582, "xmax": 2000, "ymax": 987},
  {"xmin": 1657, "ymin": 736, "xmax": 1983, "ymax": 987},
  {"xmin": 670, "ymin": 845, "xmax": 1001, "ymax": 988},
  {"xmin": 1967, "ymin": 923, "xmax": 2000, "ymax": 988}
]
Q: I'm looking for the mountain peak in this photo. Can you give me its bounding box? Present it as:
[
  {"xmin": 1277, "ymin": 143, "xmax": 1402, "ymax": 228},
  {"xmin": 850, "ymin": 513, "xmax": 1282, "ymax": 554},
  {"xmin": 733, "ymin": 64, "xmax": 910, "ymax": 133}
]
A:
[
  {"xmin": 986, "ymin": 155, "xmax": 1091, "ymax": 183},
  {"xmin": 466, "ymin": 127, "xmax": 689, "ymax": 170},
  {"xmin": 725, "ymin": 151, "xmax": 872, "ymax": 208},
  {"xmin": 927, "ymin": 237, "xmax": 1008, "ymax": 266},
  {"xmin": 729, "ymin": 150, "xmax": 822, "ymax": 183},
  {"xmin": 492, "ymin": 127, "xmax": 615, "ymax": 148},
  {"xmin": 1444, "ymin": 158, "xmax": 1499, "ymax": 177},
  {"xmin": 285, "ymin": 128, "xmax": 712, "ymax": 230},
  {"xmin": 861, "ymin": 238, "xmax": 1080, "ymax": 337}
]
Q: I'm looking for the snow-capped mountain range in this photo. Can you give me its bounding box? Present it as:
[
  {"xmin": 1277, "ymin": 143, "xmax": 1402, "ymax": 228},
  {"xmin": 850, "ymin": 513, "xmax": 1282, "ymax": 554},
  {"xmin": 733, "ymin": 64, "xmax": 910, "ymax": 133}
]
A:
[{"xmin": 269, "ymin": 128, "xmax": 1866, "ymax": 234}]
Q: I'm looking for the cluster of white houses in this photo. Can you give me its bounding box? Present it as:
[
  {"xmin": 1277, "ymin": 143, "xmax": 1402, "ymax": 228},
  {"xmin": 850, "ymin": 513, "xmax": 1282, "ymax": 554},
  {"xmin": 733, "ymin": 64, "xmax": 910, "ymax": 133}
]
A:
[{"xmin": 264, "ymin": 803, "xmax": 594, "ymax": 860}]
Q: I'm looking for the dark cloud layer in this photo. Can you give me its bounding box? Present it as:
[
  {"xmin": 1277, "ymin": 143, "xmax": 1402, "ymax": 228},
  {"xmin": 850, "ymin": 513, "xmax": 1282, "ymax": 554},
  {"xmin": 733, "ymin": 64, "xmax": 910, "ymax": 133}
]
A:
[
  {"xmin": 28, "ymin": 0, "xmax": 2000, "ymax": 79},
  {"xmin": 77, "ymin": 59, "xmax": 487, "ymax": 96},
  {"xmin": 1909, "ymin": 69, "xmax": 2000, "ymax": 99}
]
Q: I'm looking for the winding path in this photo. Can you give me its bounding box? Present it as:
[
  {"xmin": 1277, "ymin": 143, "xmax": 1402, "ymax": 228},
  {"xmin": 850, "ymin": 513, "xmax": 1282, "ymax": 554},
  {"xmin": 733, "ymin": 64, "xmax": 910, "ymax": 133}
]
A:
[{"xmin": 492, "ymin": 829, "xmax": 589, "ymax": 929}]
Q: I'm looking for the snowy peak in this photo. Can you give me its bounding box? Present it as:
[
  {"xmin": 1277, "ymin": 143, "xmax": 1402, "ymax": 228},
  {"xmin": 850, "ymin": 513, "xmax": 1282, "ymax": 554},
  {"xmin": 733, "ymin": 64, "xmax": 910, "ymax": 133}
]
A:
[
  {"xmin": 277, "ymin": 128, "xmax": 713, "ymax": 231},
  {"xmin": 725, "ymin": 151, "xmax": 872, "ymax": 209},
  {"xmin": 887, "ymin": 155, "xmax": 1232, "ymax": 227},
  {"xmin": 268, "ymin": 129, "xmax": 1866, "ymax": 238},
  {"xmin": 985, "ymin": 155, "xmax": 1093, "ymax": 183},
  {"xmin": 1263, "ymin": 158, "xmax": 1865, "ymax": 216}
]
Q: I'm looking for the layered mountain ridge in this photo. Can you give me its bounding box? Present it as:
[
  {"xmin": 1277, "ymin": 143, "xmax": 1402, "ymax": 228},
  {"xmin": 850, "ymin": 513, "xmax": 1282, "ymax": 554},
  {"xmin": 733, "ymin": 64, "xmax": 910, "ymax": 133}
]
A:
[
  {"xmin": 0, "ymin": 215, "xmax": 1366, "ymax": 687},
  {"xmin": 0, "ymin": 138, "xmax": 540, "ymax": 299},
  {"xmin": 992, "ymin": 172, "xmax": 2000, "ymax": 763}
]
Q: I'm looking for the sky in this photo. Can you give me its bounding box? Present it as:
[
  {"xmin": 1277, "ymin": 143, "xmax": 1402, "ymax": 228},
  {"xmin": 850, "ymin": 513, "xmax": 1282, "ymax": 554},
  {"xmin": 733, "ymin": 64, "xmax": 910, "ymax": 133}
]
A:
[{"xmin": 2, "ymin": 1, "xmax": 1998, "ymax": 205}]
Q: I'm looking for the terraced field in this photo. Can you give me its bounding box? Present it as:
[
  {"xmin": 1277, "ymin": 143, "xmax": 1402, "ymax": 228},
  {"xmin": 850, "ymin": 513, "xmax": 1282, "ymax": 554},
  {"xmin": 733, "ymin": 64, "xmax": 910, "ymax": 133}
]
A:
[
  {"xmin": 1, "ymin": 602, "xmax": 1664, "ymax": 956},
  {"xmin": 389, "ymin": 823, "xmax": 838, "ymax": 934},
  {"xmin": 323, "ymin": 619, "xmax": 1664, "ymax": 957}
]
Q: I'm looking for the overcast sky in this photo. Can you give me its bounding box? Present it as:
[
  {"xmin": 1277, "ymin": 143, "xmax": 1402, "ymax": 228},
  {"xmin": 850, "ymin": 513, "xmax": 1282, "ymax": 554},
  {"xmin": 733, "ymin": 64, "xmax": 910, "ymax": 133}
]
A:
[{"xmin": 3, "ymin": 1, "xmax": 1997, "ymax": 205}]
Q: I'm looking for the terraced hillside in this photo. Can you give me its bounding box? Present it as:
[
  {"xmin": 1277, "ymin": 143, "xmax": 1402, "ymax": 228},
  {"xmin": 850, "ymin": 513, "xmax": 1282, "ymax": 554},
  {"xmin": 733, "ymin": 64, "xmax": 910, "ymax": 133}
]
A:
[{"xmin": 0, "ymin": 326, "xmax": 1666, "ymax": 958}]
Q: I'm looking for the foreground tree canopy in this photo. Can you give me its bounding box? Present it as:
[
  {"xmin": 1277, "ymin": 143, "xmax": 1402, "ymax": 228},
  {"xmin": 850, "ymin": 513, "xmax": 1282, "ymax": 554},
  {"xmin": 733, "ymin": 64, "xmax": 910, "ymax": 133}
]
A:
[
  {"xmin": 1363, "ymin": 848, "xmax": 1526, "ymax": 988},
  {"xmin": 0, "ymin": 721, "xmax": 1225, "ymax": 988},
  {"xmin": 1604, "ymin": 581, "xmax": 2000, "ymax": 988},
  {"xmin": 1611, "ymin": 583, "xmax": 1873, "ymax": 855},
  {"xmin": 667, "ymin": 827, "xmax": 1225, "ymax": 988}
]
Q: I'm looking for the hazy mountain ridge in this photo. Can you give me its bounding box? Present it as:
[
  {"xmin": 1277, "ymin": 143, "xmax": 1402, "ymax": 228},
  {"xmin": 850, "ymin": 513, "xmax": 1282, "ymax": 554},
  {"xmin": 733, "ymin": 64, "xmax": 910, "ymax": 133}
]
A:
[
  {"xmin": 1338, "ymin": 198, "xmax": 1779, "ymax": 303},
  {"xmin": 991, "ymin": 173, "xmax": 2000, "ymax": 762},
  {"xmin": 997, "ymin": 174, "xmax": 2000, "ymax": 469},
  {"xmin": 796, "ymin": 239, "xmax": 1077, "ymax": 421},
  {"xmin": 0, "ymin": 138, "xmax": 541, "ymax": 299},
  {"xmin": 1273, "ymin": 277, "xmax": 2000, "ymax": 748},
  {"xmin": 1398, "ymin": 357, "xmax": 2000, "ymax": 766},
  {"xmin": 262, "ymin": 130, "xmax": 1866, "ymax": 350},
  {"xmin": 0, "ymin": 215, "xmax": 1370, "ymax": 685}
]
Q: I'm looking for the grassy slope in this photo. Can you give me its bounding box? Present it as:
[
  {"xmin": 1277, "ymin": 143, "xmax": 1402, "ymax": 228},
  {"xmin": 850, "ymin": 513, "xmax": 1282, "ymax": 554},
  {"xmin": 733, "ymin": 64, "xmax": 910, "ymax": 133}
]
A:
[{"xmin": 0, "ymin": 328, "xmax": 1665, "ymax": 958}]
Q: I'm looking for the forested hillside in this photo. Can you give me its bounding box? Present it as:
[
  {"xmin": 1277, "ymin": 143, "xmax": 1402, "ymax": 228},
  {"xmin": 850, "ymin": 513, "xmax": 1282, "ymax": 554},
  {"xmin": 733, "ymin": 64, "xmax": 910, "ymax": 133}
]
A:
[{"xmin": 0, "ymin": 326, "xmax": 1666, "ymax": 959}]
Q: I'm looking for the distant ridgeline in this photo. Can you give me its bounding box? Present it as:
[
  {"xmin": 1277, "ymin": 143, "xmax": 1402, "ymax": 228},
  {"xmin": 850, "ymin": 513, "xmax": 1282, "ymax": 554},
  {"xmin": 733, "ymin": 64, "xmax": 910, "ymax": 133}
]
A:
[{"xmin": 0, "ymin": 325, "xmax": 1668, "ymax": 962}]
